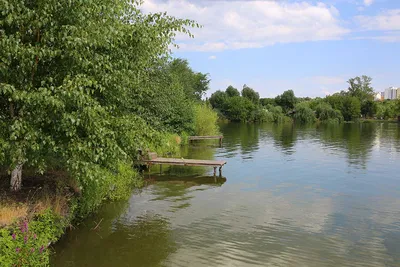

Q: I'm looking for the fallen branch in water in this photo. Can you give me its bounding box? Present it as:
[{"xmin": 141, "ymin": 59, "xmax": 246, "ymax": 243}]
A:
[{"xmin": 91, "ymin": 218, "xmax": 103, "ymax": 231}]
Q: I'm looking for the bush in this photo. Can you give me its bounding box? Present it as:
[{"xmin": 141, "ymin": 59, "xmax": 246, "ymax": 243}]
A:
[
  {"xmin": 265, "ymin": 105, "xmax": 288, "ymax": 123},
  {"xmin": 315, "ymin": 103, "xmax": 343, "ymax": 123},
  {"xmin": 0, "ymin": 210, "xmax": 65, "ymax": 267},
  {"xmin": 193, "ymin": 104, "xmax": 220, "ymax": 136},
  {"xmin": 223, "ymin": 96, "xmax": 255, "ymax": 122},
  {"xmin": 250, "ymin": 108, "xmax": 270, "ymax": 122},
  {"xmin": 209, "ymin": 90, "xmax": 228, "ymax": 110},
  {"xmin": 75, "ymin": 162, "xmax": 141, "ymax": 218},
  {"xmin": 341, "ymin": 97, "xmax": 361, "ymax": 121},
  {"xmin": 293, "ymin": 102, "xmax": 316, "ymax": 124}
]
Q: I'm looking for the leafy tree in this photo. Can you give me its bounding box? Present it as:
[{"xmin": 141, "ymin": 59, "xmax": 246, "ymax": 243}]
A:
[
  {"xmin": 275, "ymin": 90, "xmax": 297, "ymax": 113},
  {"xmin": 361, "ymin": 100, "xmax": 377, "ymax": 118},
  {"xmin": 138, "ymin": 66, "xmax": 195, "ymax": 134},
  {"xmin": 0, "ymin": 0, "xmax": 196, "ymax": 191},
  {"xmin": 209, "ymin": 90, "xmax": 228, "ymax": 109},
  {"xmin": 260, "ymin": 98, "xmax": 276, "ymax": 107},
  {"xmin": 341, "ymin": 97, "xmax": 361, "ymax": 121},
  {"xmin": 241, "ymin": 85, "xmax": 260, "ymax": 104},
  {"xmin": 315, "ymin": 103, "xmax": 343, "ymax": 123},
  {"xmin": 168, "ymin": 59, "xmax": 210, "ymax": 100},
  {"xmin": 225, "ymin": 86, "xmax": 240, "ymax": 97},
  {"xmin": 347, "ymin": 75, "xmax": 374, "ymax": 102},
  {"xmin": 376, "ymin": 100, "xmax": 398, "ymax": 119},
  {"xmin": 293, "ymin": 102, "xmax": 316, "ymax": 124},
  {"xmin": 223, "ymin": 96, "xmax": 254, "ymax": 121},
  {"xmin": 265, "ymin": 105, "xmax": 286, "ymax": 123},
  {"xmin": 326, "ymin": 94, "xmax": 345, "ymax": 111}
]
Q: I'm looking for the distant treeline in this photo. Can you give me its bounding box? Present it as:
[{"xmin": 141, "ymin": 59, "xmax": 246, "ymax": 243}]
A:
[{"xmin": 209, "ymin": 76, "xmax": 400, "ymax": 123}]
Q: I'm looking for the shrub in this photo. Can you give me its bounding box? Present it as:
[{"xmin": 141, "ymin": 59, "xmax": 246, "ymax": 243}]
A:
[
  {"xmin": 0, "ymin": 210, "xmax": 65, "ymax": 267},
  {"xmin": 223, "ymin": 96, "xmax": 255, "ymax": 122},
  {"xmin": 315, "ymin": 103, "xmax": 344, "ymax": 123},
  {"xmin": 341, "ymin": 97, "xmax": 361, "ymax": 121},
  {"xmin": 193, "ymin": 104, "xmax": 220, "ymax": 136},
  {"xmin": 209, "ymin": 90, "xmax": 228, "ymax": 110},
  {"xmin": 75, "ymin": 162, "xmax": 141, "ymax": 218},
  {"xmin": 293, "ymin": 102, "xmax": 316, "ymax": 124},
  {"xmin": 265, "ymin": 105, "xmax": 288, "ymax": 123},
  {"xmin": 250, "ymin": 108, "xmax": 270, "ymax": 122}
]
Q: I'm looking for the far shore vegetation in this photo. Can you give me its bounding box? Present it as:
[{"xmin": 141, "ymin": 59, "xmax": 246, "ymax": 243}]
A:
[{"xmin": 209, "ymin": 75, "xmax": 400, "ymax": 124}]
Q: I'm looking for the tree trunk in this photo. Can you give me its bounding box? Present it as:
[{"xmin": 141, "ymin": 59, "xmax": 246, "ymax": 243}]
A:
[{"xmin": 10, "ymin": 163, "xmax": 23, "ymax": 192}]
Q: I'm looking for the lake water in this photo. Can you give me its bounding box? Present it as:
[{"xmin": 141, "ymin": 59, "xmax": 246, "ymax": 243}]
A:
[{"xmin": 52, "ymin": 122, "xmax": 400, "ymax": 267}]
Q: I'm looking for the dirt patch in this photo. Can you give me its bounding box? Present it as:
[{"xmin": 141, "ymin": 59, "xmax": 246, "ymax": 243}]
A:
[{"xmin": 0, "ymin": 170, "xmax": 75, "ymax": 227}]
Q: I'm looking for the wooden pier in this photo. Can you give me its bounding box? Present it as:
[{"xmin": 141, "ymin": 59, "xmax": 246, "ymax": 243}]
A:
[
  {"xmin": 188, "ymin": 135, "xmax": 223, "ymax": 146},
  {"xmin": 141, "ymin": 156, "xmax": 227, "ymax": 176}
]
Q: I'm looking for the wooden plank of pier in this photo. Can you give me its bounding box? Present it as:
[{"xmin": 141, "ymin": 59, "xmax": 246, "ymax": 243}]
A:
[
  {"xmin": 188, "ymin": 135, "xmax": 223, "ymax": 146},
  {"xmin": 142, "ymin": 157, "xmax": 227, "ymax": 176}
]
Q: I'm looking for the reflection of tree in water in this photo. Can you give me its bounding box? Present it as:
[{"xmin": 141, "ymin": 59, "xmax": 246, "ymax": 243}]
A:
[
  {"xmin": 375, "ymin": 123, "xmax": 400, "ymax": 153},
  {"xmin": 149, "ymin": 176, "xmax": 226, "ymax": 212},
  {"xmin": 52, "ymin": 202, "xmax": 177, "ymax": 267},
  {"xmin": 317, "ymin": 123, "xmax": 377, "ymax": 169},
  {"xmin": 219, "ymin": 122, "xmax": 260, "ymax": 157},
  {"xmin": 270, "ymin": 123, "xmax": 297, "ymax": 155}
]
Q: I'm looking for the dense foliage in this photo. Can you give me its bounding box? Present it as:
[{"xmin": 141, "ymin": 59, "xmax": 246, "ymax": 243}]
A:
[
  {"xmin": 210, "ymin": 76, "xmax": 400, "ymax": 124},
  {"xmin": 209, "ymin": 85, "xmax": 268, "ymax": 122},
  {"xmin": 0, "ymin": 210, "xmax": 65, "ymax": 267},
  {"xmin": 0, "ymin": 0, "xmax": 219, "ymax": 193}
]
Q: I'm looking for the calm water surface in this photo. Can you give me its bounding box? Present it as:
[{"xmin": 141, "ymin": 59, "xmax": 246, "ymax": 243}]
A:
[{"xmin": 52, "ymin": 122, "xmax": 400, "ymax": 267}]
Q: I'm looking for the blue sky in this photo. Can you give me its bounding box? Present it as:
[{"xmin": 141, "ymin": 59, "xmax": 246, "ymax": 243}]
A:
[{"xmin": 142, "ymin": 0, "xmax": 400, "ymax": 98}]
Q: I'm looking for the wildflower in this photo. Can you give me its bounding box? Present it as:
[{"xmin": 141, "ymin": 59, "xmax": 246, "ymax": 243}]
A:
[
  {"xmin": 24, "ymin": 235, "xmax": 28, "ymax": 244},
  {"xmin": 12, "ymin": 233, "xmax": 16, "ymax": 240},
  {"xmin": 31, "ymin": 248, "xmax": 35, "ymax": 253},
  {"xmin": 16, "ymin": 248, "xmax": 20, "ymax": 253},
  {"xmin": 20, "ymin": 221, "xmax": 28, "ymax": 233},
  {"xmin": 33, "ymin": 234, "xmax": 37, "ymax": 239},
  {"xmin": 39, "ymin": 245, "xmax": 45, "ymax": 254}
]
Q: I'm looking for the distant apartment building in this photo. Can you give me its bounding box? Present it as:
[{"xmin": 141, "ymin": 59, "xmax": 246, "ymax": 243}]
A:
[
  {"xmin": 374, "ymin": 92, "xmax": 382, "ymax": 101},
  {"xmin": 384, "ymin": 87, "xmax": 398, "ymax": 100}
]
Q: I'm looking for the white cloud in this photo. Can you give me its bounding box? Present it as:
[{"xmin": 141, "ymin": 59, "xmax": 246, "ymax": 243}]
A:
[
  {"xmin": 141, "ymin": 0, "xmax": 349, "ymax": 52},
  {"xmin": 356, "ymin": 9, "xmax": 400, "ymax": 31},
  {"xmin": 208, "ymin": 55, "xmax": 217, "ymax": 60},
  {"xmin": 363, "ymin": 0, "xmax": 374, "ymax": 6}
]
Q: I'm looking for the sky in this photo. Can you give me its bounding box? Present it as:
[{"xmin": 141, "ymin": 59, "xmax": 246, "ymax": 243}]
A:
[{"xmin": 141, "ymin": 0, "xmax": 400, "ymax": 98}]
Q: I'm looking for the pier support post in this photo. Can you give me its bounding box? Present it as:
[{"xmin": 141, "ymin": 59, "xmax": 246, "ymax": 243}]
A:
[
  {"xmin": 213, "ymin": 167, "xmax": 217, "ymax": 177},
  {"xmin": 219, "ymin": 167, "xmax": 222, "ymax": 177},
  {"xmin": 219, "ymin": 137, "xmax": 222, "ymax": 147}
]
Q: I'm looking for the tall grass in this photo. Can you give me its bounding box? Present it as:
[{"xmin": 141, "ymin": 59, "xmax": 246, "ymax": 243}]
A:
[{"xmin": 193, "ymin": 104, "xmax": 220, "ymax": 136}]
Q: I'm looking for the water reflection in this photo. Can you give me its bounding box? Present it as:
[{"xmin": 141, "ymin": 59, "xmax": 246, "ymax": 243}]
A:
[
  {"xmin": 316, "ymin": 123, "xmax": 377, "ymax": 169},
  {"xmin": 52, "ymin": 201, "xmax": 176, "ymax": 267},
  {"xmin": 147, "ymin": 175, "xmax": 227, "ymax": 187},
  {"xmin": 145, "ymin": 175, "xmax": 226, "ymax": 211},
  {"xmin": 269, "ymin": 123, "xmax": 297, "ymax": 155},
  {"xmin": 219, "ymin": 123, "xmax": 259, "ymax": 159}
]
